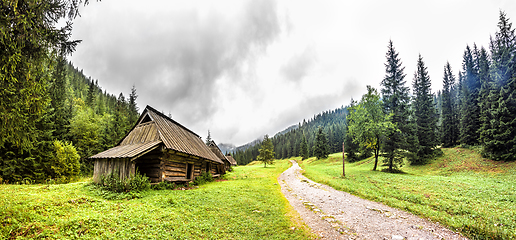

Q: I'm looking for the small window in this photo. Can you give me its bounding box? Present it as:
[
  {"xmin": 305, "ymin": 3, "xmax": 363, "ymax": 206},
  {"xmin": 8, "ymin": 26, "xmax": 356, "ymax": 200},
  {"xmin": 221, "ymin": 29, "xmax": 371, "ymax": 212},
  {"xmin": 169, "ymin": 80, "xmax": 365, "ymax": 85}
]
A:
[{"xmin": 205, "ymin": 162, "xmax": 210, "ymax": 173}]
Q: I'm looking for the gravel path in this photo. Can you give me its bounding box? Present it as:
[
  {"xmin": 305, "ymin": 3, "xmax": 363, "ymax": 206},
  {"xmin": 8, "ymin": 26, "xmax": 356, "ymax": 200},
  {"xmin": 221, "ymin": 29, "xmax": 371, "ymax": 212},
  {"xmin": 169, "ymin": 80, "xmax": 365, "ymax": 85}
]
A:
[{"xmin": 278, "ymin": 161, "xmax": 468, "ymax": 240}]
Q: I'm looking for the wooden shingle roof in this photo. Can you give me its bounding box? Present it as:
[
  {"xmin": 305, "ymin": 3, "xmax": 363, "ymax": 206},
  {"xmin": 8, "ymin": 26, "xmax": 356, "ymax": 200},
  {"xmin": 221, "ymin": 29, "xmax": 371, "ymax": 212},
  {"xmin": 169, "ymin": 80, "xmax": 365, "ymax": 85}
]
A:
[
  {"xmin": 208, "ymin": 141, "xmax": 229, "ymax": 164},
  {"xmin": 226, "ymin": 155, "xmax": 237, "ymax": 166},
  {"xmin": 90, "ymin": 106, "xmax": 223, "ymax": 164}
]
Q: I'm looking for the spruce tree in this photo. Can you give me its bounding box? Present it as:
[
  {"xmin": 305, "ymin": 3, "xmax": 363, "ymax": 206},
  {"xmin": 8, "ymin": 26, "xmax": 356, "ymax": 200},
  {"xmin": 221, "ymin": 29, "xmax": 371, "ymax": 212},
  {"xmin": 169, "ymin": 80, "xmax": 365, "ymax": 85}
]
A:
[
  {"xmin": 0, "ymin": 0, "xmax": 82, "ymax": 150},
  {"xmin": 441, "ymin": 62, "xmax": 459, "ymax": 147},
  {"xmin": 128, "ymin": 84, "xmax": 139, "ymax": 125},
  {"xmin": 313, "ymin": 127, "xmax": 329, "ymax": 159},
  {"xmin": 300, "ymin": 133, "xmax": 309, "ymax": 160},
  {"xmin": 380, "ymin": 40, "xmax": 413, "ymax": 166},
  {"xmin": 50, "ymin": 54, "xmax": 71, "ymax": 140},
  {"xmin": 485, "ymin": 11, "xmax": 516, "ymax": 161},
  {"xmin": 458, "ymin": 45, "xmax": 481, "ymax": 145},
  {"xmin": 412, "ymin": 55, "xmax": 438, "ymax": 162},
  {"xmin": 205, "ymin": 130, "xmax": 212, "ymax": 146},
  {"xmin": 478, "ymin": 47, "xmax": 496, "ymax": 152},
  {"xmin": 344, "ymin": 99, "xmax": 360, "ymax": 162},
  {"xmin": 257, "ymin": 135, "xmax": 275, "ymax": 167}
]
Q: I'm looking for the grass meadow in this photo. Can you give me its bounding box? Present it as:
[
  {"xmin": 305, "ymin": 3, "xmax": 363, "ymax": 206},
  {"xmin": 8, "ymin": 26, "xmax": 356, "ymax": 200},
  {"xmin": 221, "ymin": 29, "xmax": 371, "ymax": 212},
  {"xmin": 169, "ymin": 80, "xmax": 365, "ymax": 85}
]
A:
[
  {"xmin": 0, "ymin": 160, "xmax": 313, "ymax": 240},
  {"xmin": 300, "ymin": 147, "xmax": 516, "ymax": 240}
]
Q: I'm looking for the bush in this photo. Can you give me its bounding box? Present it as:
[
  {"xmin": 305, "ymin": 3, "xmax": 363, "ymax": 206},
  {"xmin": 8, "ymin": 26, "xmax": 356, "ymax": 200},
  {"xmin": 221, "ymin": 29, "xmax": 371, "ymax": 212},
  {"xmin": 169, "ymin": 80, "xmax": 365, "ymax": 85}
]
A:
[
  {"xmin": 50, "ymin": 140, "xmax": 81, "ymax": 183},
  {"xmin": 151, "ymin": 181, "xmax": 177, "ymax": 190},
  {"xmin": 193, "ymin": 171, "xmax": 214, "ymax": 186},
  {"xmin": 97, "ymin": 170, "xmax": 150, "ymax": 193}
]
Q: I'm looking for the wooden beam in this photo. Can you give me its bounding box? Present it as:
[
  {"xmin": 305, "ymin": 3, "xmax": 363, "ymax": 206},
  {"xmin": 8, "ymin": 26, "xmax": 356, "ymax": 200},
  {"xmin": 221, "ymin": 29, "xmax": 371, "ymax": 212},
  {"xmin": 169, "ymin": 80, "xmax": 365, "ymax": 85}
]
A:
[{"xmin": 164, "ymin": 177, "xmax": 188, "ymax": 182}]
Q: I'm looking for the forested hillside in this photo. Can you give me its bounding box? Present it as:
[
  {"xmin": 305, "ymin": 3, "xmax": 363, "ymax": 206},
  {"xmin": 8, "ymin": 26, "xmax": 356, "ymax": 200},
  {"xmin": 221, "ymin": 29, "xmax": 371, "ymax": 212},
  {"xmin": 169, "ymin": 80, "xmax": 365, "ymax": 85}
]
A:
[
  {"xmin": 0, "ymin": 57, "xmax": 139, "ymax": 183},
  {"xmin": 233, "ymin": 106, "xmax": 347, "ymax": 165},
  {"xmin": 236, "ymin": 11, "xmax": 516, "ymax": 167}
]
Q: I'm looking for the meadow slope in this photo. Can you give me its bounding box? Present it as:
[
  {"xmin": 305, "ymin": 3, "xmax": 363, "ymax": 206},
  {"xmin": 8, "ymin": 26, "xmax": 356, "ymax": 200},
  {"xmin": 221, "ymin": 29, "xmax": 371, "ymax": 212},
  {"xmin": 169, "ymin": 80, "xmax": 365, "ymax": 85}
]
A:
[
  {"xmin": 0, "ymin": 160, "xmax": 312, "ymax": 240},
  {"xmin": 300, "ymin": 147, "xmax": 516, "ymax": 239}
]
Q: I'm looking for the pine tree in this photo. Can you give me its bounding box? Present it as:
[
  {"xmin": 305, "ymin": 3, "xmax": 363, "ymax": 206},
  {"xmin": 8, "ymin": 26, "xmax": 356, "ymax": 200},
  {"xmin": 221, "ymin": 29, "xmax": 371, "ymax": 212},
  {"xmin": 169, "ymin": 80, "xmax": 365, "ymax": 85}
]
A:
[
  {"xmin": 48, "ymin": 55, "xmax": 70, "ymax": 140},
  {"xmin": 459, "ymin": 45, "xmax": 481, "ymax": 145},
  {"xmin": 257, "ymin": 135, "xmax": 275, "ymax": 167},
  {"xmin": 0, "ymin": 0, "xmax": 82, "ymax": 150},
  {"xmin": 412, "ymin": 54, "xmax": 438, "ymax": 162},
  {"xmin": 441, "ymin": 62, "xmax": 459, "ymax": 147},
  {"xmin": 313, "ymin": 127, "xmax": 329, "ymax": 159},
  {"xmin": 380, "ymin": 40, "xmax": 413, "ymax": 166},
  {"xmin": 205, "ymin": 130, "xmax": 212, "ymax": 146},
  {"xmin": 128, "ymin": 84, "xmax": 139, "ymax": 125},
  {"xmin": 485, "ymin": 11, "xmax": 516, "ymax": 161},
  {"xmin": 478, "ymin": 47, "xmax": 496, "ymax": 152},
  {"xmin": 300, "ymin": 133, "xmax": 309, "ymax": 160},
  {"xmin": 344, "ymin": 99, "xmax": 360, "ymax": 162}
]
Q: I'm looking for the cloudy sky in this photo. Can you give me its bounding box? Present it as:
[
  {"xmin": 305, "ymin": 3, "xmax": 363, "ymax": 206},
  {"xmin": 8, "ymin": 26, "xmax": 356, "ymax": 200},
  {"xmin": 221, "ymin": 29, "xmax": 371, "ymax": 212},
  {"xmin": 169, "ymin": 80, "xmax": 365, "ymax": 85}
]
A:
[{"xmin": 69, "ymin": 0, "xmax": 516, "ymax": 146}]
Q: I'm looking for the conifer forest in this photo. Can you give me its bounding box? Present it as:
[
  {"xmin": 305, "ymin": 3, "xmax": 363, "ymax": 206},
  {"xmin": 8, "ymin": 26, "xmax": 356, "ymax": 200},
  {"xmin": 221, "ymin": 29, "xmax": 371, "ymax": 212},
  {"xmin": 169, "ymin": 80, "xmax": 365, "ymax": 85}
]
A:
[
  {"xmin": 1, "ymin": 0, "xmax": 516, "ymax": 183},
  {"xmin": 235, "ymin": 11, "xmax": 516, "ymax": 167}
]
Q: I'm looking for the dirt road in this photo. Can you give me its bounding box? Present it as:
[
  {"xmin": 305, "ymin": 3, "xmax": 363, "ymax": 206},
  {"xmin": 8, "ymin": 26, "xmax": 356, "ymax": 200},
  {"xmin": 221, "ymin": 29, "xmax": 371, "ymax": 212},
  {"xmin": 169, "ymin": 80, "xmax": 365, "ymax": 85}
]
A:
[{"xmin": 278, "ymin": 161, "xmax": 468, "ymax": 240}]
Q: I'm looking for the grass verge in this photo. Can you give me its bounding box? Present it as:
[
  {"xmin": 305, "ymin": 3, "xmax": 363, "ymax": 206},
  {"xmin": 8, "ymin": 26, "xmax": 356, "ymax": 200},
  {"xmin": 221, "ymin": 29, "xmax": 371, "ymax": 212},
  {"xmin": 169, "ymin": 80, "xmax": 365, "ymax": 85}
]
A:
[
  {"xmin": 299, "ymin": 148, "xmax": 516, "ymax": 240},
  {"xmin": 0, "ymin": 160, "xmax": 312, "ymax": 239}
]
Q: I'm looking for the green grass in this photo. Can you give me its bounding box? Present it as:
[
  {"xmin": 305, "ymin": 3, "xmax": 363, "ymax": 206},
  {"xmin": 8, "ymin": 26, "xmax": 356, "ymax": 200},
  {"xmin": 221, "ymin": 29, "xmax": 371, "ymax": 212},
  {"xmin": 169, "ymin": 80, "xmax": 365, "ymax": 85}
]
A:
[
  {"xmin": 299, "ymin": 148, "xmax": 516, "ymax": 240},
  {"xmin": 0, "ymin": 160, "xmax": 312, "ymax": 239}
]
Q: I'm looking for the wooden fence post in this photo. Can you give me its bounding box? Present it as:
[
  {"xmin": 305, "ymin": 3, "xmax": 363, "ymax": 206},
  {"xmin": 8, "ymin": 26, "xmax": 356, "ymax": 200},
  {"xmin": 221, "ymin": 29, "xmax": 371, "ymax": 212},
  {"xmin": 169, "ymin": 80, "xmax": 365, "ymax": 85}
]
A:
[{"xmin": 342, "ymin": 142, "xmax": 345, "ymax": 177}]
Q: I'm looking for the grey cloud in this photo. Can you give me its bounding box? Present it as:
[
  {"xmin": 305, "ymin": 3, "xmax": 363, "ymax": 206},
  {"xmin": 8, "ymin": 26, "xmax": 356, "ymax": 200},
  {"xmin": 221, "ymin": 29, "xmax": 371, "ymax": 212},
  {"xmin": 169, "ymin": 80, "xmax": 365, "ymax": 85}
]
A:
[
  {"xmin": 280, "ymin": 46, "xmax": 317, "ymax": 82},
  {"xmin": 75, "ymin": 0, "xmax": 281, "ymax": 124}
]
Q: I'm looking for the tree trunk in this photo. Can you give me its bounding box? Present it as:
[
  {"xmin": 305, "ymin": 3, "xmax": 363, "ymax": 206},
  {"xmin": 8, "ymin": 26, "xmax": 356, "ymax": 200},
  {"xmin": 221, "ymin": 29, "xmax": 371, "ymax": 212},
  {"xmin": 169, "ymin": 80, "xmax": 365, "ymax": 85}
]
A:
[
  {"xmin": 373, "ymin": 148, "xmax": 378, "ymax": 171},
  {"xmin": 372, "ymin": 137, "xmax": 380, "ymax": 171}
]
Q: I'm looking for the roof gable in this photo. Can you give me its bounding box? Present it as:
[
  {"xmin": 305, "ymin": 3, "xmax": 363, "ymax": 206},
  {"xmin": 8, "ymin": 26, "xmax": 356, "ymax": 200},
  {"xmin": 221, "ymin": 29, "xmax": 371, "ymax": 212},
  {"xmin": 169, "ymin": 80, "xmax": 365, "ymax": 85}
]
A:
[
  {"xmin": 144, "ymin": 106, "xmax": 222, "ymax": 164},
  {"xmin": 90, "ymin": 105, "xmax": 222, "ymax": 164},
  {"xmin": 208, "ymin": 141, "xmax": 229, "ymax": 163}
]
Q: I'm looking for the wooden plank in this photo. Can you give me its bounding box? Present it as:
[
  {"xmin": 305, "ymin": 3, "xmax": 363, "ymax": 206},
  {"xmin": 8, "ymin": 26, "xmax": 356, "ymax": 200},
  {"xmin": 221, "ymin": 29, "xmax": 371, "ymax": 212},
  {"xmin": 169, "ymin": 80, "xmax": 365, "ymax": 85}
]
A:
[
  {"xmin": 164, "ymin": 171, "xmax": 185, "ymax": 177},
  {"xmin": 164, "ymin": 177, "xmax": 188, "ymax": 182},
  {"xmin": 164, "ymin": 161, "xmax": 185, "ymax": 168},
  {"xmin": 164, "ymin": 166, "xmax": 186, "ymax": 173}
]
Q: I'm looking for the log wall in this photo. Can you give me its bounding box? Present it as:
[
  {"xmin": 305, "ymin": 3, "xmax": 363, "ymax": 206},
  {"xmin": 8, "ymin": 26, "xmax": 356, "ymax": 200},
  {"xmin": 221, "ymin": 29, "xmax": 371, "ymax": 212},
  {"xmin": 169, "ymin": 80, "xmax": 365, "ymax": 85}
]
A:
[
  {"xmin": 95, "ymin": 149, "xmax": 226, "ymax": 184},
  {"xmin": 93, "ymin": 159, "xmax": 135, "ymax": 183},
  {"xmin": 135, "ymin": 148, "xmax": 163, "ymax": 183}
]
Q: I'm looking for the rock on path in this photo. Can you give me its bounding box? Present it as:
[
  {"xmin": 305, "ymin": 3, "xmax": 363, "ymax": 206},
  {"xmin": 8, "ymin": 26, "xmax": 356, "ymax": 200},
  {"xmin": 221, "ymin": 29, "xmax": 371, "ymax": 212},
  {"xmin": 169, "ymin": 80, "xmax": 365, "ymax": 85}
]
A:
[{"xmin": 278, "ymin": 161, "xmax": 468, "ymax": 240}]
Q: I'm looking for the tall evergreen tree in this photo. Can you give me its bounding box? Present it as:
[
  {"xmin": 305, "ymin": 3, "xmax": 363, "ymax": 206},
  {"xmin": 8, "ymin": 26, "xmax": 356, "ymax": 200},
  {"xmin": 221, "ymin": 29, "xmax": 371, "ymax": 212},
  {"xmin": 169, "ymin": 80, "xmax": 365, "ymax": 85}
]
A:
[
  {"xmin": 205, "ymin": 130, "xmax": 212, "ymax": 146},
  {"xmin": 0, "ymin": 0, "xmax": 83, "ymax": 150},
  {"xmin": 300, "ymin": 133, "xmax": 309, "ymax": 160},
  {"xmin": 380, "ymin": 40, "xmax": 414, "ymax": 166},
  {"xmin": 257, "ymin": 134, "xmax": 275, "ymax": 167},
  {"xmin": 485, "ymin": 11, "xmax": 516, "ymax": 160},
  {"xmin": 412, "ymin": 55, "xmax": 438, "ymax": 162},
  {"xmin": 344, "ymin": 99, "xmax": 361, "ymax": 162},
  {"xmin": 441, "ymin": 62, "xmax": 459, "ymax": 147},
  {"xmin": 313, "ymin": 127, "xmax": 329, "ymax": 159},
  {"xmin": 128, "ymin": 84, "xmax": 139, "ymax": 125},
  {"xmin": 459, "ymin": 45, "xmax": 481, "ymax": 145},
  {"xmin": 478, "ymin": 47, "xmax": 496, "ymax": 152}
]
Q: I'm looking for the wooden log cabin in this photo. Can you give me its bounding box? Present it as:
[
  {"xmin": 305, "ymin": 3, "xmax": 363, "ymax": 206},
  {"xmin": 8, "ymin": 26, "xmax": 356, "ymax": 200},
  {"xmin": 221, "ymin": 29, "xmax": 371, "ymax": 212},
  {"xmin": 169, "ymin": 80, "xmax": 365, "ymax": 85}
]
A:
[
  {"xmin": 207, "ymin": 141, "xmax": 232, "ymax": 172},
  {"xmin": 226, "ymin": 153, "xmax": 237, "ymax": 167},
  {"xmin": 90, "ymin": 105, "xmax": 225, "ymax": 183}
]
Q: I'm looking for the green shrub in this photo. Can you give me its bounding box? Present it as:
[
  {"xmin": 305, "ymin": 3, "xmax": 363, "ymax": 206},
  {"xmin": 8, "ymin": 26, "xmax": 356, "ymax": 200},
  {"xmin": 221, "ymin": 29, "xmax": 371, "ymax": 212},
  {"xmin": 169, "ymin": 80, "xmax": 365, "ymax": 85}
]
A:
[
  {"xmin": 97, "ymin": 170, "xmax": 150, "ymax": 193},
  {"xmin": 50, "ymin": 140, "xmax": 81, "ymax": 183},
  {"xmin": 151, "ymin": 181, "xmax": 177, "ymax": 190},
  {"xmin": 193, "ymin": 171, "xmax": 213, "ymax": 186}
]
